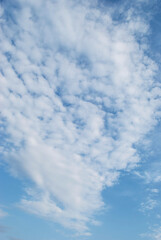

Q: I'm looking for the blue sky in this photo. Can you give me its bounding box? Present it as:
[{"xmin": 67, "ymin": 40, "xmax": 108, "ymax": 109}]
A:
[{"xmin": 1, "ymin": 0, "xmax": 161, "ymax": 239}]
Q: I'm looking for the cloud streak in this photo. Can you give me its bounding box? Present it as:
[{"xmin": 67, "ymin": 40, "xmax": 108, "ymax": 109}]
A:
[{"xmin": 0, "ymin": 0, "xmax": 160, "ymax": 234}]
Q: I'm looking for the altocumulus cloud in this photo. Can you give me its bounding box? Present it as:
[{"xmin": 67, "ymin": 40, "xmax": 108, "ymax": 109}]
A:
[{"xmin": 0, "ymin": 0, "xmax": 161, "ymax": 234}]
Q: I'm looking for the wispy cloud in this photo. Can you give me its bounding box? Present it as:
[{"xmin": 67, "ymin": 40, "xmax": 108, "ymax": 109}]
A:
[
  {"xmin": 135, "ymin": 162, "xmax": 161, "ymax": 184},
  {"xmin": 140, "ymin": 197, "xmax": 158, "ymax": 212},
  {"xmin": 152, "ymin": 227, "xmax": 161, "ymax": 240},
  {"xmin": 0, "ymin": 0, "xmax": 160, "ymax": 234},
  {"xmin": 0, "ymin": 209, "xmax": 7, "ymax": 218},
  {"xmin": 141, "ymin": 226, "xmax": 161, "ymax": 240}
]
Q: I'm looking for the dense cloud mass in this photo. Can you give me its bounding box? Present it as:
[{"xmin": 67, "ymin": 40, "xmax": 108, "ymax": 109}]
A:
[{"xmin": 0, "ymin": 0, "xmax": 161, "ymax": 234}]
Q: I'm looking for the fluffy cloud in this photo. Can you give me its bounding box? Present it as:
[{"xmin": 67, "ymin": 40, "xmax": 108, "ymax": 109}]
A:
[{"xmin": 0, "ymin": 0, "xmax": 160, "ymax": 234}]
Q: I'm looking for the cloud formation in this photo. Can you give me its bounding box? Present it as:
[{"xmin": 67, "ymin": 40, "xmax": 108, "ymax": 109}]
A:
[
  {"xmin": 0, "ymin": 0, "xmax": 160, "ymax": 234},
  {"xmin": 142, "ymin": 226, "xmax": 161, "ymax": 240},
  {"xmin": 140, "ymin": 197, "xmax": 158, "ymax": 212}
]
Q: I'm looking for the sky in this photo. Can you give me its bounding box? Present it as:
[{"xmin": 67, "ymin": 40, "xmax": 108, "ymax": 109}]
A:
[{"xmin": 0, "ymin": 0, "xmax": 161, "ymax": 239}]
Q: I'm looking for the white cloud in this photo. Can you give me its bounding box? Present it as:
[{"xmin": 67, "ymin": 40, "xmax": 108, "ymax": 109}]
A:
[
  {"xmin": 153, "ymin": 228, "xmax": 161, "ymax": 240},
  {"xmin": 135, "ymin": 163, "xmax": 161, "ymax": 184},
  {"xmin": 151, "ymin": 189, "xmax": 159, "ymax": 193},
  {"xmin": 0, "ymin": 0, "xmax": 160, "ymax": 234},
  {"xmin": 142, "ymin": 226, "xmax": 161, "ymax": 240},
  {"xmin": 140, "ymin": 197, "xmax": 158, "ymax": 212}
]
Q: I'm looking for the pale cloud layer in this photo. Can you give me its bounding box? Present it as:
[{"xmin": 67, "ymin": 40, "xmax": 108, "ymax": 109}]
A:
[{"xmin": 0, "ymin": 0, "xmax": 161, "ymax": 234}]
